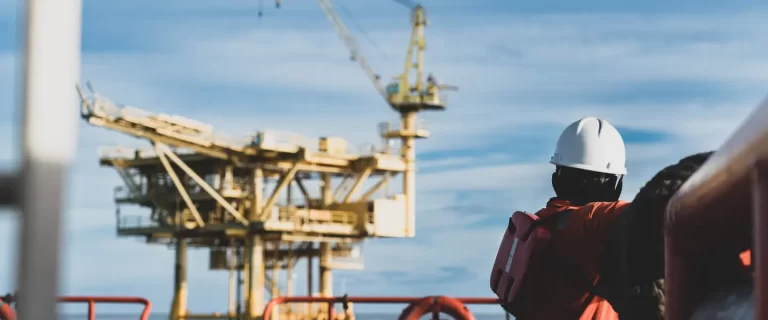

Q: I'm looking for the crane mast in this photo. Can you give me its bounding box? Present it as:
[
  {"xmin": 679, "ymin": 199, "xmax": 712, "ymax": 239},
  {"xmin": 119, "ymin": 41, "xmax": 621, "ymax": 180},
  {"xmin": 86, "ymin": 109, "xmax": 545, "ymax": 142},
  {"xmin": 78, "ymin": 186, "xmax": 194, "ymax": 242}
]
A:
[{"xmin": 317, "ymin": 0, "xmax": 454, "ymax": 112}]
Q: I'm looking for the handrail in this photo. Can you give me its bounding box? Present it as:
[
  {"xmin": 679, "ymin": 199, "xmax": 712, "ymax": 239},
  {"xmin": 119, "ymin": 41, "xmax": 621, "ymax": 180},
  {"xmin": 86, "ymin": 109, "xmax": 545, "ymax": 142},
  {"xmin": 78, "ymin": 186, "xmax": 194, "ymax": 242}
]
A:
[
  {"xmin": 665, "ymin": 96, "xmax": 768, "ymax": 320},
  {"xmin": 666, "ymin": 96, "xmax": 768, "ymax": 225},
  {"xmin": 58, "ymin": 296, "xmax": 152, "ymax": 320},
  {"xmin": 262, "ymin": 295, "xmax": 500, "ymax": 320}
]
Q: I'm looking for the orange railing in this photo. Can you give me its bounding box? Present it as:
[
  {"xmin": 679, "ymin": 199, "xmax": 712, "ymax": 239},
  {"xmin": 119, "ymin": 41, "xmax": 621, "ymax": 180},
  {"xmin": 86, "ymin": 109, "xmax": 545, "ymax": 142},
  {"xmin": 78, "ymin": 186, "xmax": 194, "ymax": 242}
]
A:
[
  {"xmin": 263, "ymin": 295, "xmax": 501, "ymax": 320},
  {"xmin": 665, "ymin": 97, "xmax": 768, "ymax": 319},
  {"xmin": 57, "ymin": 296, "xmax": 152, "ymax": 320}
]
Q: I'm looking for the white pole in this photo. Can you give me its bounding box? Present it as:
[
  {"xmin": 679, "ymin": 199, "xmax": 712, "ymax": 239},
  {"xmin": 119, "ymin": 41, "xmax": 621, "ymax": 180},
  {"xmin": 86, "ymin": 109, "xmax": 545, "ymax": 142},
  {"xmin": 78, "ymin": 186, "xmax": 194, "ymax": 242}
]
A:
[{"xmin": 16, "ymin": 0, "xmax": 82, "ymax": 319}]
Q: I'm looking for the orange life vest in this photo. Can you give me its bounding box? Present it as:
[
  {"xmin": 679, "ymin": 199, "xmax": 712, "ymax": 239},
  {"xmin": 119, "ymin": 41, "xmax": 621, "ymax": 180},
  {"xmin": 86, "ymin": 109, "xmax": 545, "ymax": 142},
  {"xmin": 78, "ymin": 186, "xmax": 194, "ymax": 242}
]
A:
[{"xmin": 491, "ymin": 198, "xmax": 627, "ymax": 320}]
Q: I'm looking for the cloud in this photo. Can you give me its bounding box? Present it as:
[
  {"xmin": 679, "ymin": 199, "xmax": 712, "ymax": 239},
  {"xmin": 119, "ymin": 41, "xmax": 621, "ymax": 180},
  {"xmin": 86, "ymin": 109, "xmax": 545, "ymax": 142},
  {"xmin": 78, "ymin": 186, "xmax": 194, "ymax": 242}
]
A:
[{"xmin": 1, "ymin": 3, "xmax": 767, "ymax": 316}]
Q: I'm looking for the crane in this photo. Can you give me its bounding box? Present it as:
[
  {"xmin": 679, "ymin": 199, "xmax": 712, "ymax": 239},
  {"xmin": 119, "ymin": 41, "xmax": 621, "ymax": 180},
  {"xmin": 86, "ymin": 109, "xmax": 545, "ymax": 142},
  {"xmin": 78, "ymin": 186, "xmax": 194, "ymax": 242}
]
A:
[
  {"xmin": 316, "ymin": 0, "xmax": 458, "ymax": 112},
  {"xmin": 312, "ymin": 0, "xmax": 458, "ymax": 238}
]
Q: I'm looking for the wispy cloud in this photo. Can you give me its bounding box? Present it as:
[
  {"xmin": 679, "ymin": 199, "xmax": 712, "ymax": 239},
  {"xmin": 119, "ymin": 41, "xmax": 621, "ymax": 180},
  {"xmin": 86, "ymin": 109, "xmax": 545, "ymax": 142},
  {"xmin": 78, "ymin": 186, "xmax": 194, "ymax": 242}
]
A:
[{"xmin": 0, "ymin": 1, "xmax": 766, "ymax": 315}]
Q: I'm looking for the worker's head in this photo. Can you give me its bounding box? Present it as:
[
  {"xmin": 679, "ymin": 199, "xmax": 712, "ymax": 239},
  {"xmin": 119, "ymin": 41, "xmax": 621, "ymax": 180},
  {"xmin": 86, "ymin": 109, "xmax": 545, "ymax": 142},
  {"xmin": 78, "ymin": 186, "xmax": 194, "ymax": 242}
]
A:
[{"xmin": 550, "ymin": 117, "xmax": 627, "ymax": 206}]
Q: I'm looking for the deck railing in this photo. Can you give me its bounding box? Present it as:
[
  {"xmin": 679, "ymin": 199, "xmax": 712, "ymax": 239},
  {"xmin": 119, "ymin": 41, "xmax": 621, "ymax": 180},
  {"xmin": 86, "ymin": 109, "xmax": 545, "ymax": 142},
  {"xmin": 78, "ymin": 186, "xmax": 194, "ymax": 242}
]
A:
[
  {"xmin": 58, "ymin": 296, "xmax": 153, "ymax": 320},
  {"xmin": 665, "ymin": 96, "xmax": 768, "ymax": 319}
]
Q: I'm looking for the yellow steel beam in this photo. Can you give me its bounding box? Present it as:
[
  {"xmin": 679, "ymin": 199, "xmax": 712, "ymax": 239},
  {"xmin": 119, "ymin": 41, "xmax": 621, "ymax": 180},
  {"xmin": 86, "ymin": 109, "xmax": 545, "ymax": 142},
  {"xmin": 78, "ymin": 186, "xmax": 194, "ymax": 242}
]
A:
[
  {"xmin": 343, "ymin": 167, "xmax": 373, "ymax": 203},
  {"xmin": 333, "ymin": 174, "xmax": 351, "ymax": 200},
  {"xmin": 87, "ymin": 118, "xmax": 231, "ymax": 159},
  {"xmin": 155, "ymin": 143, "xmax": 249, "ymax": 225},
  {"xmin": 359, "ymin": 173, "xmax": 393, "ymax": 201},
  {"xmin": 293, "ymin": 176, "xmax": 312, "ymax": 208},
  {"xmin": 260, "ymin": 163, "xmax": 301, "ymax": 220},
  {"xmin": 154, "ymin": 144, "xmax": 206, "ymax": 228}
]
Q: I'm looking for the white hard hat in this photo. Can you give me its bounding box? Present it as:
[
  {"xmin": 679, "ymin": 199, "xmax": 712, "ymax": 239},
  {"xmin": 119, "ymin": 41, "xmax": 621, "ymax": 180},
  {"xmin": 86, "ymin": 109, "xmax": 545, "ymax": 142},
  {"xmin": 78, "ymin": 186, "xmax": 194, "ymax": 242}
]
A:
[{"xmin": 550, "ymin": 117, "xmax": 627, "ymax": 175}]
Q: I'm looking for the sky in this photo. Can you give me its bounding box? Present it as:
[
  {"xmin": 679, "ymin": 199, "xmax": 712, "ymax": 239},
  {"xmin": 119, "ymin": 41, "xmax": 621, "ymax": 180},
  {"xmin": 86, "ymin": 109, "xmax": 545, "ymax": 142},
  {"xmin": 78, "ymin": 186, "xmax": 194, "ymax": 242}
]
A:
[{"xmin": 0, "ymin": 0, "xmax": 767, "ymax": 316}]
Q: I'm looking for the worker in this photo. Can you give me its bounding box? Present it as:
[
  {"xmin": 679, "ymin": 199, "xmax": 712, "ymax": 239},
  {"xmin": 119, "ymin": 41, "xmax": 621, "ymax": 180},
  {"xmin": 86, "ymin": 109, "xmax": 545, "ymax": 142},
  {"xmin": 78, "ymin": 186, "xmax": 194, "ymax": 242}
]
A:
[
  {"xmin": 494, "ymin": 117, "xmax": 717, "ymax": 320},
  {"xmin": 497, "ymin": 116, "xmax": 628, "ymax": 320}
]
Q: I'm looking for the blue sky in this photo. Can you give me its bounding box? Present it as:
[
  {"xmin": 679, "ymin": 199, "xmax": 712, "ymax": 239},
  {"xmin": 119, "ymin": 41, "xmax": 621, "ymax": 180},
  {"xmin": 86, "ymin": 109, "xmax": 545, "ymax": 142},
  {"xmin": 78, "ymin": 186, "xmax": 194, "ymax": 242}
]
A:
[{"xmin": 0, "ymin": 0, "xmax": 767, "ymax": 316}]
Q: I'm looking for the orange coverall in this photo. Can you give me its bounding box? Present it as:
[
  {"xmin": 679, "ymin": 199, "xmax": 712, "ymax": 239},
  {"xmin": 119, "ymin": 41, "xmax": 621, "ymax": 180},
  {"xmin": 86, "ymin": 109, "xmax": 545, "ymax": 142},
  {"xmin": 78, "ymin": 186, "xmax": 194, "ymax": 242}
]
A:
[{"xmin": 532, "ymin": 198, "xmax": 630, "ymax": 320}]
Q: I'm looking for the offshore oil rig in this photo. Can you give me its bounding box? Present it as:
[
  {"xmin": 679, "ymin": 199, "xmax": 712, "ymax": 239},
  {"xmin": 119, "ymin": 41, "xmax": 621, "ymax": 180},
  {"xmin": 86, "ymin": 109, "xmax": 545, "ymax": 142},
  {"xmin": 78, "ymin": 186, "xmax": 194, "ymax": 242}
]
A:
[{"xmin": 75, "ymin": 1, "xmax": 457, "ymax": 319}]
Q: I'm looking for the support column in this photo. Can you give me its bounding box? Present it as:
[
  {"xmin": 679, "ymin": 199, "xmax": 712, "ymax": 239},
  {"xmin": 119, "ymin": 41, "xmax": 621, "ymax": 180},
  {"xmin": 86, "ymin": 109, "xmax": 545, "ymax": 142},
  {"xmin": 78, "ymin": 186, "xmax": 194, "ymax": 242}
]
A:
[
  {"xmin": 401, "ymin": 112, "xmax": 417, "ymax": 237},
  {"xmin": 271, "ymin": 242, "xmax": 280, "ymax": 320},
  {"xmin": 242, "ymin": 245, "xmax": 251, "ymax": 320},
  {"xmin": 246, "ymin": 236, "xmax": 265, "ymax": 319},
  {"xmin": 228, "ymin": 267, "xmax": 236, "ymax": 316},
  {"xmin": 319, "ymin": 242, "xmax": 333, "ymax": 297},
  {"xmin": 252, "ymin": 167, "xmax": 264, "ymax": 220},
  {"xmin": 322, "ymin": 174, "xmax": 333, "ymax": 207},
  {"xmin": 286, "ymin": 256, "xmax": 294, "ymax": 315},
  {"xmin": 170, "ymin": 238, "xmax": 188, "ymax": 320},
  {"xmin": 307, "ymin": 242, "xmax": 314, "ymax": 317}
]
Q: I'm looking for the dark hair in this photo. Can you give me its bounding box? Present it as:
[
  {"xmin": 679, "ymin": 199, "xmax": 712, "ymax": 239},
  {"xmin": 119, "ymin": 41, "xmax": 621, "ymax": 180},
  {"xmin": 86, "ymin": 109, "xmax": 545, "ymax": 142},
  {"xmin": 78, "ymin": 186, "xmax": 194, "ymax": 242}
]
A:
[{"xmin": 551, "ymin": 166, "xmax": 623, "ymax": 206}]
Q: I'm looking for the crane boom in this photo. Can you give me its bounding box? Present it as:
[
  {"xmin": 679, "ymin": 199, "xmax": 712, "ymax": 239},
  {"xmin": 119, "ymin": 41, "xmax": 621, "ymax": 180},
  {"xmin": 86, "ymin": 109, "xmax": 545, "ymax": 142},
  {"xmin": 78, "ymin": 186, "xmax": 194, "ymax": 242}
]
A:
[{"xmin": 318, "ymin": 0, "xmax": 386, "ymax": 98}]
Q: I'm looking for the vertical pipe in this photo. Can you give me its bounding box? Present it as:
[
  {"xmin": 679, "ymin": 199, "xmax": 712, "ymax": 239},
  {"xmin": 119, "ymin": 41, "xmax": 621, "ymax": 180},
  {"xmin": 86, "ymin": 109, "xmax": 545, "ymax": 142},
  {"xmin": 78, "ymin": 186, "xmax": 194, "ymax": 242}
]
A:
[
  {"xmin": 236, "ymin": 266, "xmax": 243, "ymax": 319},
  {"xmin": 88, "ymin": 300, "xmax": 95, "ymax": 320},
  {"xmin": 272, "ymin": 242, "xmax": 280, "ymax": 320},
  {"xmin": 322, "ymin": 174, "xmax": 333, "ymax": 207},
  {"xmin": 401, "ymin": 112, "xmax": 417, "ymax": 237},
  {"xmin": 752, "ymin": 159, "xmax": 768, "ymax": 320},
  {"xmin": 252, "ymin": 167, "xmax": 264, "ymax": 220},
  {"xmin": 307, "ymin": 242, "xmax": 314, "ymax": 316},
  {"xmin": 229, "ymin": 266, "xmax": 236, "ymax": 316},
  {"xmin": 242, "ymin": 239, "xmax": 251, "ymax": 320},
  {"xmin": 170, "ymin": 238, "xmax": 188, "ymax": 320},
  {"xmin": 15, "ymin": 0, "xmax": 82, "ymax": 320},
  {"xmin": 286, "ymin": 256, "xmax": 294, "ymax": 315},
  {"xmin": 247, "ymin": 236, "xmax": 265, "ymax": 319},
  {"xmin": 319, "ymin": 242, "xmax": 333, "ymax": 297}
]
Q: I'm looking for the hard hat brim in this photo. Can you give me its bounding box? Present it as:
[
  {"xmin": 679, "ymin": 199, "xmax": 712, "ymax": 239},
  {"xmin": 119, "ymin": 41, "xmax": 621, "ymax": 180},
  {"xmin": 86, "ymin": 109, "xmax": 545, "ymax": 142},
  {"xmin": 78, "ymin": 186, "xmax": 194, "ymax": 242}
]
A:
[{"xmin": 550, "ymin": 159, "xmax": 627, "ymax": 175}]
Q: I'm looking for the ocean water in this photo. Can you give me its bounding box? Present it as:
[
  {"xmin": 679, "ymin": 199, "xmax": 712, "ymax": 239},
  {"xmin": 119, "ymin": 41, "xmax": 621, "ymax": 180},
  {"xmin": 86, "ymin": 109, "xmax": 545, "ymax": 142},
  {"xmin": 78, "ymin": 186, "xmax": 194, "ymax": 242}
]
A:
[{"xmin": 58, "ymin": 314, "xmax": 511, "ymax": 320}]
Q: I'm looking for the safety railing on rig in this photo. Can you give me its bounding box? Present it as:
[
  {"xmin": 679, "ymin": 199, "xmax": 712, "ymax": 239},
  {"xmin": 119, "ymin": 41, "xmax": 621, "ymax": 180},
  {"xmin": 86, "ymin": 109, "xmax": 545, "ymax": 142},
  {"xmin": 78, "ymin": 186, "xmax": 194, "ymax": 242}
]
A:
[
  {"xmin": 262, "ymin": 295, "xmax": 505, "ymax": 320},
  {"xmin": 58, "ymin": 296, "xmax": 153, "ymax": 320},
  {"xmin": 0, "ymin": 294, "xmax": 152, "ymax": 320},
  {"xmin": 664, "ymin": 96, "xmax": 768, "ymax": 320}
]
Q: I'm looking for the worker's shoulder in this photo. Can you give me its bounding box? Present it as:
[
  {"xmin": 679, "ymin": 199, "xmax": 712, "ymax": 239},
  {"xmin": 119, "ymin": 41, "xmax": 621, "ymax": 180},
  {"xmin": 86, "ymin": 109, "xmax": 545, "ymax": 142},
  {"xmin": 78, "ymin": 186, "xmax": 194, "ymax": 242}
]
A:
[{"xmin": 578, "ymin": 200, "xmax": 630, "ymax": 214}]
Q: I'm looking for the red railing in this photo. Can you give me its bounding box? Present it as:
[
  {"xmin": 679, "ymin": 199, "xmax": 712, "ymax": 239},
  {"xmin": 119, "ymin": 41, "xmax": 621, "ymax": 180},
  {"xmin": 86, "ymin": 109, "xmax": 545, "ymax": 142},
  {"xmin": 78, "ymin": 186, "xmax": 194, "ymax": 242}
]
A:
[
  {"xmin": 665, "ymin": 97, "xmax": 768, "ymax": 319},
  {"xmin": 57, "ymin": 296, "xmax": 152, "ymax": 320},
  {"xmin": 263, "ymin": 295, "xmax": 501, "ymax": 320}
]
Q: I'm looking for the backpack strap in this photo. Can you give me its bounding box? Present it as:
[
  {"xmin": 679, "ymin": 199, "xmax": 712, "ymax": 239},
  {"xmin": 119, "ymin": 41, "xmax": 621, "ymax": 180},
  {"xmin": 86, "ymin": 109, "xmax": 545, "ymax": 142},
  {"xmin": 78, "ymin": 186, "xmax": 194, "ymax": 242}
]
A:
[{"xmin": 538, "ymin": 209, "xmax": 600, "ymax": 314}]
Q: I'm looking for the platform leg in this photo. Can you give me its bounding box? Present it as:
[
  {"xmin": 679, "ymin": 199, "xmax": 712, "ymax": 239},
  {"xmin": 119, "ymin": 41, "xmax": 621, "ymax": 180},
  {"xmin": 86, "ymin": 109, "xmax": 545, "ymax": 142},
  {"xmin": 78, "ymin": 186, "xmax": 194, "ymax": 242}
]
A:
[
  {"xmin": 229, "ymin": 266, "xmax": 236, "ymax": 316},
  {"xmin": 320, "ymin": 243, "xmax": 332, "ymax": 298},
  {"xmin": 307, "ymin": 243, "xmax": 314, "ymax": 319},
  {"xmin": 246, "ymin": 235, "xmax": 265, "ymax": 319},
  {"xmin": 170, "ymin": 238, "xmax": 188, "ymax": 320}
]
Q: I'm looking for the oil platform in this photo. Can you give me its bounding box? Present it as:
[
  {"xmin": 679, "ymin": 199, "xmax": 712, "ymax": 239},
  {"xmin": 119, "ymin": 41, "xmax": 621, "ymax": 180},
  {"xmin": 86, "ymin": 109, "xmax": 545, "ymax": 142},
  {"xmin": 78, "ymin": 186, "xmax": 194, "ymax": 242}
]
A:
[{"xmin": 76, "ymin": 1, "xmax": 457, "ymax": 320}]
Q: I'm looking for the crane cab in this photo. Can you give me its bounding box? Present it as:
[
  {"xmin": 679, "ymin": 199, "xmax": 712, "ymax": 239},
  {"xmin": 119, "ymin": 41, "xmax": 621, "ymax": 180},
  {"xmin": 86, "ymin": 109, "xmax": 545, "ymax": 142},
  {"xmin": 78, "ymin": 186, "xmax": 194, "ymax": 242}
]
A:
[{"xmin": 385, "ymin": 81, "xmax": 446, "ymax": 113}]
